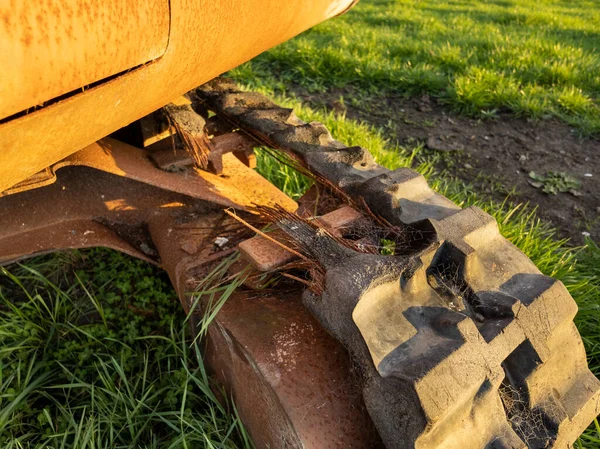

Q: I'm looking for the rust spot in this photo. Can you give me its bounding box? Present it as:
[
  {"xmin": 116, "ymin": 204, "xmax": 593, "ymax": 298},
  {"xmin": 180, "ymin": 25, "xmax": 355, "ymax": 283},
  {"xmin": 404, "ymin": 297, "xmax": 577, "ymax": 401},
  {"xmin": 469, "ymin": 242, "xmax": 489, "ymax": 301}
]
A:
[
  {"xmin": 35, "ymin": 13, "xmax": 49, "ymax": 44},
  {"xmin": 1, "ymin": 11, "xmax": 10, "ymax": 28},
  {"xmin": 20, "ymin": 32, "xmax": 32, "ymax": 47},
  {"xmin": 64, "ymin": 2, "xmax": 73, "ymax": 18}
]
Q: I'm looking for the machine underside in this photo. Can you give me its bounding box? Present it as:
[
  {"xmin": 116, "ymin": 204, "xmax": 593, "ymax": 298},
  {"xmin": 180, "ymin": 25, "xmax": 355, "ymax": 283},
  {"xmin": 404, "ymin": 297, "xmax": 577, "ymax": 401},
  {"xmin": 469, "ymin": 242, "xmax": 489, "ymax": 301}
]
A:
[{"xmin": 1, "ymin": 78, "xmax": 598, "ymax": 449}]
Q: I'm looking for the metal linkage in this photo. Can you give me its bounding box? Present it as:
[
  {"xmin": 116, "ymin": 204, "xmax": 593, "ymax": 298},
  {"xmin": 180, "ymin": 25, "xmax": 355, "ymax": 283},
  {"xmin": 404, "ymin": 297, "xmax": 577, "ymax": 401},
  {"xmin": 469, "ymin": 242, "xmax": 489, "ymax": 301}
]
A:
[{"xmin": 142, "ymin": 97, "xmax": 257, "ymax": 176}]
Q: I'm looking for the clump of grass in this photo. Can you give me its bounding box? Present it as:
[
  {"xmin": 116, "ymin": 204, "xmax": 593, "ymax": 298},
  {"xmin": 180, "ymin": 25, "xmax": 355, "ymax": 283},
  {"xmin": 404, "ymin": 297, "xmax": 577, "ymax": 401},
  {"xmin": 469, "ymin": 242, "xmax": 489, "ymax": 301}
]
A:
[
  {"xmin": 255, "ymin": 148, "xmax": 312, "ymax": 201},
  {"xmin": 0, "ymin": 249, "xmax": 251, "ymax": 448}
]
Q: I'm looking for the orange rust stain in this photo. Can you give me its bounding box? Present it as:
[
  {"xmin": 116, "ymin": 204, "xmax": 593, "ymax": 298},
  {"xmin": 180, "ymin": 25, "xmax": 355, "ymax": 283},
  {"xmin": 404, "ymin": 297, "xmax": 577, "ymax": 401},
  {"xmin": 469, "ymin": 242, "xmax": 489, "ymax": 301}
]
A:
[
  {"xmin": 20, "ymin": 33, "xmax": 32, "ymax": 47},
  {"xmin": 1, "ymin": 11, "xmax": 10, "ymax": 28},
  {"xmin": 159, "ymin": 202, "xmax": 187, "ymax": 209},
  {"xmin": 64, "ymin": 2, "xmax": 73, "ymax": 19}
]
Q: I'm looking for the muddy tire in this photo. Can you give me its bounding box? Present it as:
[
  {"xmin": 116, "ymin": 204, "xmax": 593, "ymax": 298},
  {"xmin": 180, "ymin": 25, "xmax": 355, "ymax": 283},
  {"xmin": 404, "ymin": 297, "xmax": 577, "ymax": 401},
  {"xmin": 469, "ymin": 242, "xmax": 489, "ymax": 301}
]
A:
[{"xmin": 197, "ymin": 79, "xmax": 600, "ymax": 449}]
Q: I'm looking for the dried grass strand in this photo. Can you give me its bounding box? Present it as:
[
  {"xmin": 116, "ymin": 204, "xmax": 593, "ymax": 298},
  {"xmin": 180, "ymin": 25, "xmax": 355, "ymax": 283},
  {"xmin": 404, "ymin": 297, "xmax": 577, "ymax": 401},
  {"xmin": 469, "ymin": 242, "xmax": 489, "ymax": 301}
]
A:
[{"xmin": 223, "ymin": 209, "xmax": 311, "ymax": 263}]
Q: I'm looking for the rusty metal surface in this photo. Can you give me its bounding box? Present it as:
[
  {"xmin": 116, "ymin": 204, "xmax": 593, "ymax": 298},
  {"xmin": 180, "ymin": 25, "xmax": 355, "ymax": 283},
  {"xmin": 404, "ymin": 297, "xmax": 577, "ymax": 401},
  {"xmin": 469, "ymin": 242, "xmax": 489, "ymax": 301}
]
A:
[
  {"xmin": 208, "ymin": 133, "xmax": 257, "ymax": 174},
  {"xmin": 0, "ymin": 220, "xmax": 155, "ymax": 267},
  {"xmin": 239, "ymin": 230, "xmax": 297, "ymax": 272},
  {"xmin": 0, "ymin": 161, "xmax": 381, "ymax": 449},
  {"xmin": 142, "ymin": 102, "xmax": 257, "ymax": 175},
  {"xmin": 0, "ymin": 0, "xmax": 358, "ymax": 193},
  {"xmin": 0, "ymin": 166, "xmax": 210, "ymax": 265},
  {"xmin": 205, "ymin": 290, "xmax": 384, "ymax": 449},
  {"xmin": 146, "ymin": 208, "xmax": 383, "ymax": 449},
  {"xmin": 0, "ymin": 0, "xmax": 170, "ymax": 120},
  {"xmin": 2, "ymin": 167, "xmax": 57, "ymax": 196},
  {"xmin": 150, "ymin": 133, "xmax": 258, "ymax": 175},
  {"xmin": 147, "ymin": 211, "xmax": 241, "ymax": 311},
  {"xmin": 314, "ymin": 205, "xmax": 363, "ymax": 236},
  {"xmin": 144, "ymin": 204, "xmax": 385, "ymax": 449},
  {"xmin": 151, "ymin": 149, "xmax": 195, "ymax": 172},
  {"xmin": 1, "ymin": 138, "xmax": 296, "ymax": 213},
  {"xmin": 0, "ymin": 130, "xmax": 295, "ymax": 265},
  {"xmin": 0, "ymin": 156, "xmax": 385, "ymax": 449}
]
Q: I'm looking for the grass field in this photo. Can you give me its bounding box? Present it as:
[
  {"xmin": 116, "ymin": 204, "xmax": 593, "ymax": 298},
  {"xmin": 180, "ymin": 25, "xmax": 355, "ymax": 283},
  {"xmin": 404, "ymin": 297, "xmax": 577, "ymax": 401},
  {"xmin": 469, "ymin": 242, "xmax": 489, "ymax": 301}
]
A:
[
  {"xmin": 233, "ymin": 0, "xmax": 600, "ymax": 135},
  {"xmin": 2, "ymin": 0, "xmax": 600, "ymax": 447}
]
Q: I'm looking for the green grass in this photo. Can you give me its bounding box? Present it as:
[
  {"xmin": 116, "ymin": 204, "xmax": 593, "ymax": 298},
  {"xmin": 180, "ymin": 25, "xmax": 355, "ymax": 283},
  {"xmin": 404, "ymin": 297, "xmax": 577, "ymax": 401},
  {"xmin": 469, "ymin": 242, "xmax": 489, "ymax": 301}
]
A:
[
  {"xmin": 0, "ymin": 251, "xmax": 251, "ymax": 448},
  {"xmin": 231, "ymin": 0, "xmax": 600, "ymax": 135},
  {"xmin": 2, "ymin": 0, "xmax": 600, "ymax": 446}
]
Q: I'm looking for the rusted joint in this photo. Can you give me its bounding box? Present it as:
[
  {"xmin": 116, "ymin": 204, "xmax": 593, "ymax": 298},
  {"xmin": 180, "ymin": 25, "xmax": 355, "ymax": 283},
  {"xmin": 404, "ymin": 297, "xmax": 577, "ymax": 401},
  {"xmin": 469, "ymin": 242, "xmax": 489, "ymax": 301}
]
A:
[
  {"xmin": 208, "ymin": 132, "xmax": 256, "ymax": 175},
  {"xmin": 150, "ymin": 132, "xmax": 256, "ymax": 175}
]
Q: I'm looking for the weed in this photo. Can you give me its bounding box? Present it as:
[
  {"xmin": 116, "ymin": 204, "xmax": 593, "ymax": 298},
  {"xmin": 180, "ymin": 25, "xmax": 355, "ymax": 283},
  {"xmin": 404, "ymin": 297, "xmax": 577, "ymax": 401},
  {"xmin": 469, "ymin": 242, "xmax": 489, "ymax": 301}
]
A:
[
  {"xmin": 480, "ymin": 109, "xmax": 499, "ymax": 119},
  {"xmin": 528, "ymin": 171, "xmax": 582, "ymax": 195},
  {"xmin": 379, "ymin": 239, "xmax": 396, "ymax": 256}
]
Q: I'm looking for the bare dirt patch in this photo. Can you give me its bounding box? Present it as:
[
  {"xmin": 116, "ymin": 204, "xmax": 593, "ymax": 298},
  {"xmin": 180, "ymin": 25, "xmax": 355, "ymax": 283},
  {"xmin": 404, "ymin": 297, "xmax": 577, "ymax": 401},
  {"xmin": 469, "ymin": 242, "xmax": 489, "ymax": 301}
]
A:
[{"xmin": 294, "ymin": 87, "xmax": 600, "ymax": 245}]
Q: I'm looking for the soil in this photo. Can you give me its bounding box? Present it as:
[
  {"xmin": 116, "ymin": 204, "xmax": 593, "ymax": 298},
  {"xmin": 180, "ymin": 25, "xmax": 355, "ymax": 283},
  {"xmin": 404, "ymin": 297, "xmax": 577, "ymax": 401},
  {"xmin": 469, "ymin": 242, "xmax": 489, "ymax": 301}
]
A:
[{"xmin": 292, "ymin": 87, "xmax": 600, "ymax": 245}]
